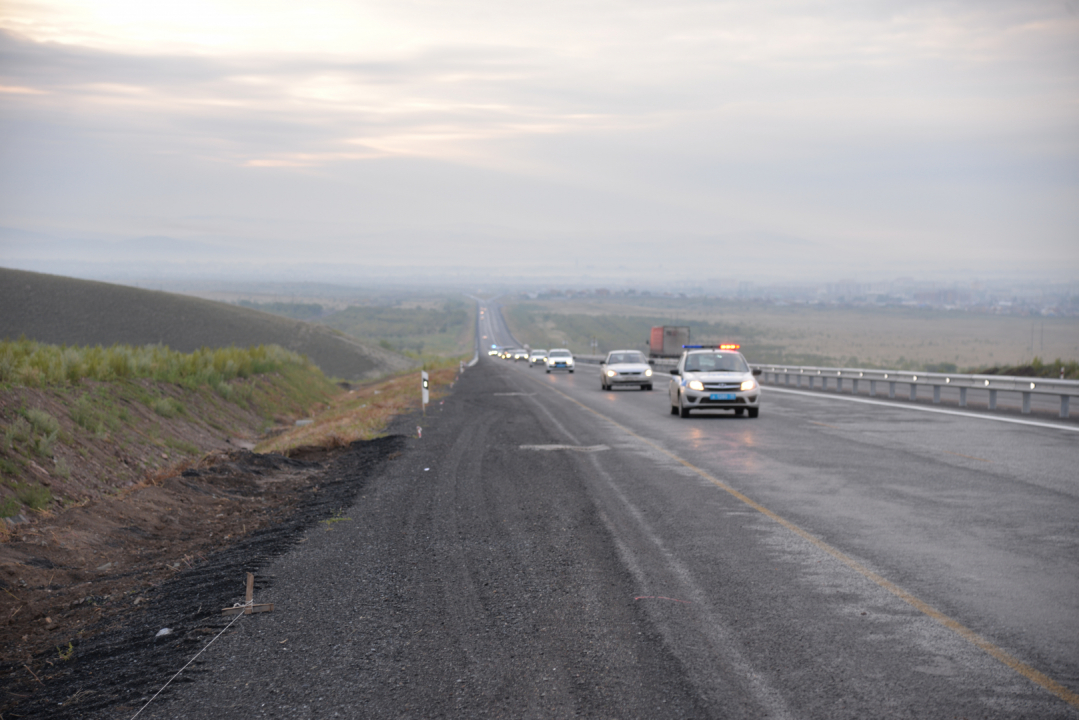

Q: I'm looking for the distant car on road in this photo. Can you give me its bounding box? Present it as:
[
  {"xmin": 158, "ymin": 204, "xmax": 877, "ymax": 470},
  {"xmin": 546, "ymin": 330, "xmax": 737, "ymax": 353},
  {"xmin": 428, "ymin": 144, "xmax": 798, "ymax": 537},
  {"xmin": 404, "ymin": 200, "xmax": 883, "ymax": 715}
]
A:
[
  {"xmin": 487, "ymin": 346, "xmax": 503, "ymax": 357},
  {"xmin": 512, "ymin": 348, "xmax": 530, "ymax": 361},
  {"xmin": 546, "ymin": 348, "xmax": 575, "ymax": 373},
  {"xmin": 668, "ymin": 346, "xmax": 761, "ymax": 418},
  {"xmin": 499, "ymin": 348, "xmax": 513, "ymax": 359},
  {"xmin": 600, "ymin": 350, "xmax": 654, "ymax": 391},
  {"xmin": 528, "ymin": 349, "xmax": 548, "ymax": 368}
]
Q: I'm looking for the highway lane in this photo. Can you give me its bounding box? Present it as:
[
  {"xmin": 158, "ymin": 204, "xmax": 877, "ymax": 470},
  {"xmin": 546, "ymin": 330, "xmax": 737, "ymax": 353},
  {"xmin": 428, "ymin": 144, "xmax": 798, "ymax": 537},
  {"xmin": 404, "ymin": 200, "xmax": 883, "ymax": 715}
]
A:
[{"xmin": 482, "ymin": 300, "xmax": 1079, "ymax": 716}]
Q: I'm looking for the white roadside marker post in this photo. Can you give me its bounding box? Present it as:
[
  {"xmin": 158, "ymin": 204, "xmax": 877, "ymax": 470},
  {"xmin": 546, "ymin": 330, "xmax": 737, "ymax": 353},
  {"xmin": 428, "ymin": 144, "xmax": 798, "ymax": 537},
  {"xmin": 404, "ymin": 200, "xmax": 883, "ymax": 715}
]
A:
[{"xmin": 421, "ymin": 370, "xmax": 429, "ymax": 416}]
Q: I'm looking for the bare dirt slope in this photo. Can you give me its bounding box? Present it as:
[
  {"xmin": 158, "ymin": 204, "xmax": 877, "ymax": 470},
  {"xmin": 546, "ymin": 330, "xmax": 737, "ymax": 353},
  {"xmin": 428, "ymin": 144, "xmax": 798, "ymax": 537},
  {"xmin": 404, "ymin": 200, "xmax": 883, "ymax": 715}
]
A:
[{"xmin": 0, "ymin": 268, "xmax": 415, "ymax": 381}]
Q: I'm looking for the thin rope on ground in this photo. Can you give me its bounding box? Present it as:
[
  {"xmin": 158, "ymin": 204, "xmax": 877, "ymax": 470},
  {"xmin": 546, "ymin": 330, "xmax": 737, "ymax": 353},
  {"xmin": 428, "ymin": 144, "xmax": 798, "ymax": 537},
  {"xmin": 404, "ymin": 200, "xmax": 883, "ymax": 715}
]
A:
[{"xmin": 129, "ymin": 599, "xmax": 252, "ymax": 720}]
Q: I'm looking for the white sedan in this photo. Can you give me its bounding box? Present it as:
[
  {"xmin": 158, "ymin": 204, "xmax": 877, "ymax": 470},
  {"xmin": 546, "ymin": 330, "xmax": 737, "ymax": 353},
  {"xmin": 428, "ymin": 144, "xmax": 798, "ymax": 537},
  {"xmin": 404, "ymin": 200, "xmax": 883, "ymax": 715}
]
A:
[
  {"xmin": 545, "ymin": 348, "xmax": 575, "ymax": 373},
  {"xmin": 600, "ymin": 350, "xmax": 654, "ymax": 391}
]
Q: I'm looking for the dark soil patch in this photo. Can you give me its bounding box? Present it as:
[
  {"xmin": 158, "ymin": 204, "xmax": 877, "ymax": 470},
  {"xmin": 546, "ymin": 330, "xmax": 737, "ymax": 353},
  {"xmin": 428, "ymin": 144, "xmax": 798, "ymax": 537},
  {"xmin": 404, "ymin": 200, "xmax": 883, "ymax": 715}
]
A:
[{"xmin": 0, "ymin": 435, "xmax": 403, "ymax": 718}]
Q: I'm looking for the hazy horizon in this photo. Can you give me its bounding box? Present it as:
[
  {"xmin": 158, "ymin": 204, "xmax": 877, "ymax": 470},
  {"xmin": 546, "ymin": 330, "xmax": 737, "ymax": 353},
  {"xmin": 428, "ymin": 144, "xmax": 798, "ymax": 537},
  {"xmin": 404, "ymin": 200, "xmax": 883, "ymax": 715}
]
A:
[{"xmin": 2, "ymin": 1, "xmax": 1077, "ymax": 284}]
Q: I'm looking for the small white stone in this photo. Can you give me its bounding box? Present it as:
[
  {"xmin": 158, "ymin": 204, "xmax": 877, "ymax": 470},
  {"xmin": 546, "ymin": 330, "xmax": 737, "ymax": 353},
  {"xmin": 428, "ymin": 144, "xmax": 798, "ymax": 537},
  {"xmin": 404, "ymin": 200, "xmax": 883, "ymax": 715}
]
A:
[{"xmin": 156, "ymin": 628, "xmax": 172, "ymax": 638}]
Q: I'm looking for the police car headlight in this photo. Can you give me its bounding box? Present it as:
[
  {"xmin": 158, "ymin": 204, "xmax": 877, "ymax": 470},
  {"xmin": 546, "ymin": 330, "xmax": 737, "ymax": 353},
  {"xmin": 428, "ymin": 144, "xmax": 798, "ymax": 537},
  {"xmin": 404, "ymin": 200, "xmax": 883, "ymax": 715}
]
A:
[
  {"xmin": 606, "ymin": 370, "xmax": 617, "ymax": 377},
  {"xmin": 741, "ymin": 379, "xmax": 757, "ymax": 391},
  {"xmin": 688, "ymin": 380, "xmax": 705, "ymax": 391}
]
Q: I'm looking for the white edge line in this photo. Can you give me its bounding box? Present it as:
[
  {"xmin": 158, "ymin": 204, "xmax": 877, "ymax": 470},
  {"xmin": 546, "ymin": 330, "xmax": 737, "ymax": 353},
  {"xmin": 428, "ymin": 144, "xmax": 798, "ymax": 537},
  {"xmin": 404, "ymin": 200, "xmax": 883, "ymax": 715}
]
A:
[{"xmin": 766, "ymin": 386, "xmax": 1079, "ymax": 432}]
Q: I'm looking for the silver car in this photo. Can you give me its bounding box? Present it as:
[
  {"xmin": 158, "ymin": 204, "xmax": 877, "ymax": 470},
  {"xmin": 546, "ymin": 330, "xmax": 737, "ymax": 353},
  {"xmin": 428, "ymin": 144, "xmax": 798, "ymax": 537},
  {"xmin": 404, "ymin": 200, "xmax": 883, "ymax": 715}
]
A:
[
  {"xmin": 600, "ymin": 350, "xmax": 654, "ymax": 391},
  {"xmin": 668, "ymin": 347, "xmax": 761, "ymax": 418},
  {"xmin": 528, "ymin": 349, "xmax": 548, "ymax": 368}
]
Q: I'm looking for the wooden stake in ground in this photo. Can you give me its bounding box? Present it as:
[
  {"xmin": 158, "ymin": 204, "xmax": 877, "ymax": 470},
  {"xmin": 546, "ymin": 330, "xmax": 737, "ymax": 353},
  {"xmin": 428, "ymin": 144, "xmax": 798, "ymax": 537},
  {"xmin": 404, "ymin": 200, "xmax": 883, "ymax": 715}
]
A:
[{"xmin": 221, "ymin": 572, "xmax": 274, "ymax": 615}]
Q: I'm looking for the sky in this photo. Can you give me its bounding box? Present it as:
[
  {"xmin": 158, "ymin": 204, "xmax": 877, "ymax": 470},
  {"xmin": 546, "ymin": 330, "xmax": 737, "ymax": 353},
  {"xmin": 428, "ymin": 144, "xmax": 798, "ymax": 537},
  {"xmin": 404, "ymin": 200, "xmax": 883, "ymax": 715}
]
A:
[{"xmin": 0, "ymin": 0, "xmax": 1077, "ymax": 285}]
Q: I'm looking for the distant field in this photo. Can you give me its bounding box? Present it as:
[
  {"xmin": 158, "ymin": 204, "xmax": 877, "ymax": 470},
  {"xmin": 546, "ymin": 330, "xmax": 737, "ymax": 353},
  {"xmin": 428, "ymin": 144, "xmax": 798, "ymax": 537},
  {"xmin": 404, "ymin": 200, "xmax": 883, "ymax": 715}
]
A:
[
  {"xmin": 0, "ymin": 268, "xmax": 416, "ymax": 381},
  {"xmin": 243, "ymin": 298, "xmax": 474, "ymax": 357},
  {"xmin": 502, "ymin": 298, "xmax": 1079, "ymax": 372}
]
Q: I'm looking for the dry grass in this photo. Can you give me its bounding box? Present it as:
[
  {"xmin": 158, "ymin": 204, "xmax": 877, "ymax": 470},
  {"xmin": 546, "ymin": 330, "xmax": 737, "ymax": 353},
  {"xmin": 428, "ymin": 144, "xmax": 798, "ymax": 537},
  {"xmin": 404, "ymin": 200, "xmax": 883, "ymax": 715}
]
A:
[{"xmin": 255, "ymin": 361, "xmax": 462, "ymax": 455}]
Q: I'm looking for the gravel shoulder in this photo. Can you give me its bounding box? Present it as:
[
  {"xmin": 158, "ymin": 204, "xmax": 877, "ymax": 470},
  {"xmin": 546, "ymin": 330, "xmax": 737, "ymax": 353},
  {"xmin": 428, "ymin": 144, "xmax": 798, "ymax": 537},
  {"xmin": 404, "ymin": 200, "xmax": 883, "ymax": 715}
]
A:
[{"xmin": 136, "ymin": 359, "xmax": 706, "ymax": 718}]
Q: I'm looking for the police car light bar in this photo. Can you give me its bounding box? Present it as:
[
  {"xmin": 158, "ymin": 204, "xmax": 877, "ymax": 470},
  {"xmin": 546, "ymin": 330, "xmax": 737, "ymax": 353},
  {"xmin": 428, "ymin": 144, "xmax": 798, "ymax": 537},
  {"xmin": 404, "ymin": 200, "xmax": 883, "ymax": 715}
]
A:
[{"xmin": 682, "ymin": 344, "xmax": 741, "ymax": 350}]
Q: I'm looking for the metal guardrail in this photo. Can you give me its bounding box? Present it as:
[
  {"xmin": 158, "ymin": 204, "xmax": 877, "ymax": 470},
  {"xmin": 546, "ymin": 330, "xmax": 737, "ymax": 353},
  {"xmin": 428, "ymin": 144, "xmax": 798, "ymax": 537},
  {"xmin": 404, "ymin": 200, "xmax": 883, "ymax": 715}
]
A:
[{"xmin": 756, "ymin": 364, "xmax": 1078, "ymax": 418}]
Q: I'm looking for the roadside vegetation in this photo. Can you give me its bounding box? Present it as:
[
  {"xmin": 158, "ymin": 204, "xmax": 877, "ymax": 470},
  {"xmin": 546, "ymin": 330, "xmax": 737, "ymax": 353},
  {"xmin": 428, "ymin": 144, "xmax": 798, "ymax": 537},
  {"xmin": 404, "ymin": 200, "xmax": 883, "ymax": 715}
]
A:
[
  {"xmin": 0, "ymin": 339, "xmax": 306, "ymax": 389},
  {"xmin": 0, "ymin": 336, "xmax": 468, "ymax": 520},
  {"xmin": 0, "ymin": 341, "xmax": 339, "ymax": 519}
]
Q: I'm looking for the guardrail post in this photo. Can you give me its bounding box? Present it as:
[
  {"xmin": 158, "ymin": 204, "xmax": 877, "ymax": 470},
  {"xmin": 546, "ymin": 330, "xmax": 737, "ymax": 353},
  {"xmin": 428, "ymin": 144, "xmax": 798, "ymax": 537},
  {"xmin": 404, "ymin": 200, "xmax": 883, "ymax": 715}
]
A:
[
  {"xmin": 889, "ymin": 381, "xmax": 896, "ymax": 398},
  {"xmin": 989, "ymin": 389, "xmax": 997, "ymax": 410},
  {"xmin": 959, "ymin": 387, "xmax": 967, "ymax": 407},
  {"xmin": 785, "ymin": 373, "xmax": 791, "ymax": 386},
  {"xmin": 869, "ymin": 380, "xmax": 876, "ymax": 396},
  {"xmin": 933, "ymin": 386, "xmax": 941, "ymax": 404},
  {"xmin": 909, "ymin": 383, "xmax": 917, "ymax": 401},
  {"xmin": 822, "ymin": 377, "xmax": 828, "ymax": 390},
  {"xmin": 1062, "ymin": 395, "xmax": 1070, "ymax": 419},
  {"xmin": 852, "ymin": 379, "xmax": 859, "ymax": 394},
  {"xmin": 809, "ymin": 376, "xmax": 815, "ymax": 389},
  {"xmin": 797, "ymin": 375, "xmax": 802, "ymax": 387},
  {"xmin": 1022, "ymin": 392, "xmax": 1031, "ymax": 415},
  {"xmin": 837, "ymin": 377, "xmax": 843, "ymax": 392}
]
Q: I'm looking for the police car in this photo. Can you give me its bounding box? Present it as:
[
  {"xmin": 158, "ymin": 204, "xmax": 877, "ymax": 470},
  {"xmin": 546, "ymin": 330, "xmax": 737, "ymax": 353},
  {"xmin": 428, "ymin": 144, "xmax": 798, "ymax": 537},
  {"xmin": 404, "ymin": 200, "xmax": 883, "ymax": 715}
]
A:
[{"xmin": 668, "ymin": 345, "xmax": 761, "ymax": 418}]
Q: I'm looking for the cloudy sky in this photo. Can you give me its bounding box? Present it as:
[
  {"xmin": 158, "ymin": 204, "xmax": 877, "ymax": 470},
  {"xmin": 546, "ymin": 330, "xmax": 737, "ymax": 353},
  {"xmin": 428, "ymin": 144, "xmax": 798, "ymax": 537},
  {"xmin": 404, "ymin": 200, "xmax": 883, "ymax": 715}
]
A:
[{"xmin": 0, "ymin": 0, "xmax": 1076, "ymax": 283}]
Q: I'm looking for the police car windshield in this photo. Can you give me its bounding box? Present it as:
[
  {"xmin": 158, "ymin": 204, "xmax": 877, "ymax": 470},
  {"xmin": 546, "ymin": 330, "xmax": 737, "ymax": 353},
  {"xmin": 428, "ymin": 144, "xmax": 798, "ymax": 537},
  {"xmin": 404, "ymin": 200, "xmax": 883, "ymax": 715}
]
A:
[
  {"xmin": 684, "ymin": 353, "xmax": 748, "ymax": 373},
  {"xmin": 608, "ymin": 352, "xmax": 645, "ymax": 364}
]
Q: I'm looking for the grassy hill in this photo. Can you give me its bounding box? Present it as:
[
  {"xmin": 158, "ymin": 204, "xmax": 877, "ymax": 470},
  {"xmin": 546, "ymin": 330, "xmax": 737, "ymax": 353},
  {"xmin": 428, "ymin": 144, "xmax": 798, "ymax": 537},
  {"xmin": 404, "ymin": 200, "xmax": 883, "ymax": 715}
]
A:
[{"xmin": 0, "ymin": 268, "xmax": 416, "ymax": 381}]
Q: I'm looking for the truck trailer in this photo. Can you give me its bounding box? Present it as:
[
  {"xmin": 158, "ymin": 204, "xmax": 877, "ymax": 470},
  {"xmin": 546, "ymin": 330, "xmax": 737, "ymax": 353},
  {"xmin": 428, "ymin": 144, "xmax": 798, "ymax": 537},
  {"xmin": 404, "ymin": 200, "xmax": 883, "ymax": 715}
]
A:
[{"xmin": 649, "ymin": 326, "xmax": 690, "ymax": 358}]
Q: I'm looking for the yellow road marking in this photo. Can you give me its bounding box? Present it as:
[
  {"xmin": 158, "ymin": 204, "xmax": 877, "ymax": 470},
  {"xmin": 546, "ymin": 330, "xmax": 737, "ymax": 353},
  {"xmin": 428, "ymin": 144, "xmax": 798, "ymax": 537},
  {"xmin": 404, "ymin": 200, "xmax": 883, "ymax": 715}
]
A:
[{"xmin": 540, "ymin": 381, "xmax": 1079, "ymax": 710}]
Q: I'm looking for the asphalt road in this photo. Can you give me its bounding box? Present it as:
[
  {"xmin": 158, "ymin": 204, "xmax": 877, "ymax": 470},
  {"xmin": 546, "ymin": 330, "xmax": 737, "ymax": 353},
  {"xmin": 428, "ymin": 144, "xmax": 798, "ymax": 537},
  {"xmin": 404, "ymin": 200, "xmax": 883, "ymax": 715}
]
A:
[{"xmin": 137, "ymin": 303, "xmax": 1079, "ymax": 719}]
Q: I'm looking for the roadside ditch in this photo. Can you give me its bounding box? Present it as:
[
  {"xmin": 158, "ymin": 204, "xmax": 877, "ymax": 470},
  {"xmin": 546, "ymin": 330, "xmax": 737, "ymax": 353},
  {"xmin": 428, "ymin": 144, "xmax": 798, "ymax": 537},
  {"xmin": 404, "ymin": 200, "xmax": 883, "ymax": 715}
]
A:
[{"xmin": 0, "ymin": 434, "xmax": 406, "ymax": 718}]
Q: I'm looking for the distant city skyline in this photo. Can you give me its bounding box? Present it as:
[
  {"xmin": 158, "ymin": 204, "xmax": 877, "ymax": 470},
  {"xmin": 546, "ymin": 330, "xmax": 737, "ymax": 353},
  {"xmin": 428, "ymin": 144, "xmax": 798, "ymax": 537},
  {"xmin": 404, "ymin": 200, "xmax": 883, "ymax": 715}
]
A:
[{"xmin": 2, "ymin": 1, "xmax": 1077, "ymax": 282}]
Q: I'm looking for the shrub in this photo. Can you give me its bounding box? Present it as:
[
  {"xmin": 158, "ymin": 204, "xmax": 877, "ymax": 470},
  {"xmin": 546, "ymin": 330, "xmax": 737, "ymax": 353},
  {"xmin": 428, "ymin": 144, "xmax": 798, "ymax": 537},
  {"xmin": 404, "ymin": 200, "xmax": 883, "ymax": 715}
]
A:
[
  {"xmin": 71, "ymin": 396, "xmax": 103, "ymax": 434},
  {"xmin": 5, "ymin": 417, "xmax": 31, "ymax": 447},
  {"xmin": 16, "ymin": 483, "xmax": 52, "ymax": 510},
  {"xmin": 32, "ymin": 430, "xmax": 57, "ymax": 458},
  {"xmin": 0, "ymin": 496, "xmax": 18, "ymax": 518},
  {"xmin": 213, "ymin": 381, "xmax": 234, "ymax": 400},
  {"xmin": 153, "ymin": 398, "xmax": 182, "ymax": 418},
  {"xmin": 26, "ymin": 409, "xmax": 60, "ymax": 436},
  {"xmin": 54, "ymin": 457, "xmax": 71, "ymax": 479}
]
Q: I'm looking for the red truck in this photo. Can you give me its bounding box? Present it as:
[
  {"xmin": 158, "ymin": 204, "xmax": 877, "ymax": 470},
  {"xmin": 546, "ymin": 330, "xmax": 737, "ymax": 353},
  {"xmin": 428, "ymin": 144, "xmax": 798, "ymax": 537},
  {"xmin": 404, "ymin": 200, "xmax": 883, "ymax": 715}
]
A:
[{"xmin": 649, "ymin": 326, "xmax": 690, "ymax": 358}]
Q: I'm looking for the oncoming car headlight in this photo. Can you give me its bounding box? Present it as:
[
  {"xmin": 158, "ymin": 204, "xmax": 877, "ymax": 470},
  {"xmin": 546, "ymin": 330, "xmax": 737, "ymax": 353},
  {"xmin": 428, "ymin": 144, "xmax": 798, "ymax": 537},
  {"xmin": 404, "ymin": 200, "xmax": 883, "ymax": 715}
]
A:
[
  {"xmin": 741, "ymin": 379, "xmax": 757, "ymax": 391},
  {"xmin": 688, "ymin": 380, "xmax": 705, "ymax": 391},
  {"xmin": 606, "ymin": 370, "xmax": 617, "ymax": 377},
  {"xmin": 645, "ymin": 368, "xmax": 652, "ymax": 377}
]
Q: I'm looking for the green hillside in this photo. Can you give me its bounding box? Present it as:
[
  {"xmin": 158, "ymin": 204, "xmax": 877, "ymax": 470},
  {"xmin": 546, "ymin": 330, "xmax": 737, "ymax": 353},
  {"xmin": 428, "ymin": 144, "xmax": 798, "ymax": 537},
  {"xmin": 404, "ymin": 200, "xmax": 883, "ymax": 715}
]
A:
[{"xmin": 0, "ymin": 268, "xmax": 415, "ymax": 381}]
